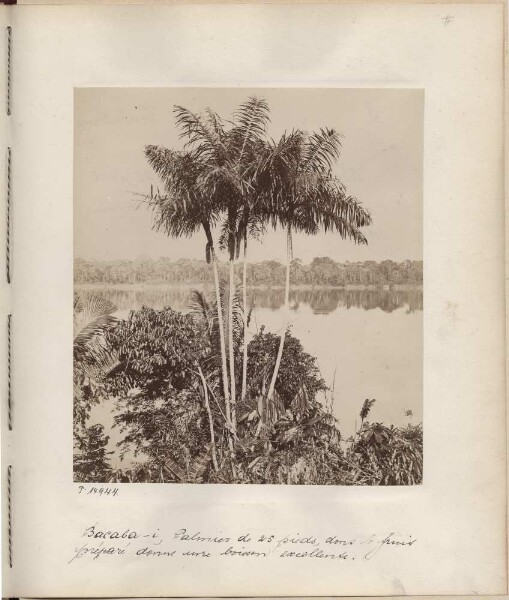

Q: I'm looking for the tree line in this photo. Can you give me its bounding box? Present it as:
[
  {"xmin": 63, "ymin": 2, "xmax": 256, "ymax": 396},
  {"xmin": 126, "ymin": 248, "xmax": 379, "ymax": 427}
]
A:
[{"xmin": 74, "ymin": 257, "xmax": 423, "ymax": 287}]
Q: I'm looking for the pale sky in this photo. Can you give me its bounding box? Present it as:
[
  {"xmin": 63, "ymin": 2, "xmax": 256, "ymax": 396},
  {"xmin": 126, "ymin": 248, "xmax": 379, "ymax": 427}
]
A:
[{"xmin": 74, "ymin": 87, "xmax": 423, "ymax": 264}]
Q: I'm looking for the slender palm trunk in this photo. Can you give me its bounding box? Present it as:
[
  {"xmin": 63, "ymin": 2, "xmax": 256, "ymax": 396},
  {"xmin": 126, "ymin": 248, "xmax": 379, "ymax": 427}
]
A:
[
  {"xmin": 197, "ymin": 366, "xmax": 218, "ymax": 472},
  {"xmin": 241, "ymin": 237, "xmax": 249, "ymax": 403},
  {"xmin": 211, "ymin": 248, "xmax": 231, "ymax": 425},
  {"xmin": 228, "ymin": 258, "xmax": 237, "ymax": 432},
  {"xmin": 266, "ymin": 224, "xmax": 292, "ymax": 404}
]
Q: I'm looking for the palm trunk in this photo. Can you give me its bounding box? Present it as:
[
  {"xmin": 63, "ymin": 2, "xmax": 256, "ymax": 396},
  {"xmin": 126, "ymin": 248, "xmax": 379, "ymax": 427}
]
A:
[
  {"xmin": 228, "ymin": 258, "xmax": 237, "ymax": 433},
  {"xmin": 211, "ymin": 248, "xmax": 231, "ymax": 425},
  {"xmin": 241, "ymin": 237, "xmax": 249, "ymax": 403},
  {"xmin": 197, "ymin": 366, "xmax": 218, "ymax": 472},
  {"xmin": 266, "ymin": 224, "xmax": 292, "ymax": 404}
]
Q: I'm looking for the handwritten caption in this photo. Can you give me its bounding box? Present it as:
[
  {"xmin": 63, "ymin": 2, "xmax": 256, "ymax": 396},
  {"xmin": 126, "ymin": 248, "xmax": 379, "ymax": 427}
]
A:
[{"xmin": 69, "ymin": 525, "xmax": 417, "ymax": 564}]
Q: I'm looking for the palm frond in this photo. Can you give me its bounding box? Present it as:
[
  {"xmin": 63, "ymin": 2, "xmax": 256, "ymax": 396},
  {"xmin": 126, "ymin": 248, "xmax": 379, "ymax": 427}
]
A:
[
  {"xmin": 232, "ymin": 97, "xmax": 270, "ymax": 160},
  {"xmin": 302, "ymin": 127, "xmax": 342, "ymax": 173},
  {"xmin": 144, "ymin": 146, "xmax": 220, "ymax": 256},
  {"xmin": 73, "ymin": 293, "xmax": 118, "ymax": 382},
  {"xmin": 74, "ymin": 315, "xmax": 117, "ymax": 357},
  {"xmin": 173, "ymin": 105, "xmax": 228, "ymax": 163},
  {"xmin": 188, "ymin": 444, "xmax": 212, "ymax": 481},
  {"xmin": 189, "ymin": 290, "xmax": 216, "ymax": 337}
]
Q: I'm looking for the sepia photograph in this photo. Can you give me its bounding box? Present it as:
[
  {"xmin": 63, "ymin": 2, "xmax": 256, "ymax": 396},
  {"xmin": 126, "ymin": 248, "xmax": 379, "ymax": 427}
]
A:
[{"xmin": 73, "ymin": 87, "xmax": 423, "ymax": 485}]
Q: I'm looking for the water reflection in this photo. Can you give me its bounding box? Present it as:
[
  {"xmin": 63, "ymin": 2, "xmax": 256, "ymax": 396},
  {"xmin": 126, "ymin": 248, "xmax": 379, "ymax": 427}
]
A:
[{"xmin": 76, "ymin": 285, "xmax": 423, "ymax": 315}]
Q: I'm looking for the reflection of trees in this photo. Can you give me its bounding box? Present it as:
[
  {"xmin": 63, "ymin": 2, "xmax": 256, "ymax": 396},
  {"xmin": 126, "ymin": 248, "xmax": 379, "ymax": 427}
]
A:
[
  {"xmin": 249, "ymin": 288, "xmax": 287, "ymax": 310},
  {"xmin": 290, "ymin": 288, "xmax": 423, "ymax": 314},
  {"xmin": 89, "ymin": 286, "xmax": 423, "ymax": 316}
]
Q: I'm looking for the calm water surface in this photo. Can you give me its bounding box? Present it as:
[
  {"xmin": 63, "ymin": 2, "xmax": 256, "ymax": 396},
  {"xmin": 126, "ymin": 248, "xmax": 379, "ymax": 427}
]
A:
[{"xmin": 84, "ymin": 285, "xmax": 423, "ymax": 467}]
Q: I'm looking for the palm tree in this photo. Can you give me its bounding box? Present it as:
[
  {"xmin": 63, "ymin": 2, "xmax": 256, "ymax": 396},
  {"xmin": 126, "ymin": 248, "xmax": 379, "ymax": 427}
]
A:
[
  {"xmin": 228, "ymin": 98, "xmax": 270, "ymax": 408},
  {"xmin": 174, "ymin": 98, "xmax": 270, "ymax": 432},
  {"xmin": 259, "ymin": 128, "xmax": 372, "ymax": 407},
  {"xmin": 144, "ymin": 145, "xmax": 233, "ymax": 433}
]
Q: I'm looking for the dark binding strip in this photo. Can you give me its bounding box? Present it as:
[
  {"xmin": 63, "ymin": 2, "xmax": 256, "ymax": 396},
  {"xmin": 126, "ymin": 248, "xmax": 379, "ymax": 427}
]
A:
[
  {"xmin": 7, "ymin": 313, "xmax": 11, "ymax": 431},
  {"xmin": 6, "ymin": 26, "xmax": 10, "ymax": 114},
  {"xmin": 6, "ymin": 146, "xmax": 10, "ymax": 284},
  {"xmin": 7, "ymin": 465, "xmax": 12, "ymax": 568}
]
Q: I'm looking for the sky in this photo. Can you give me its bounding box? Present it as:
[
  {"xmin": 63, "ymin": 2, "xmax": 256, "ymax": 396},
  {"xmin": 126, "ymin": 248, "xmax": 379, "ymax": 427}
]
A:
[{"xmin": 74, "ymin": 87, "xmax": 423, "ymax": 264}]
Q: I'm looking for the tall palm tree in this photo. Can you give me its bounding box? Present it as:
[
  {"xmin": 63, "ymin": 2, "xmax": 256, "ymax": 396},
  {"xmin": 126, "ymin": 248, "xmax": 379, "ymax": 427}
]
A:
[
  {"xmin": 144, "ymin": 145, "xmax": 233, "ymax": 433},
  {"xmin": 228, "ymin": 98, "xmax": 270, "ymax": 408},
  {"xmin": 174, "ymin": 98, "xmax": 270, "ymax": 432},
  {"xmin": 259, "ymin": 128, "xmax": 372, "ymax": 407}
]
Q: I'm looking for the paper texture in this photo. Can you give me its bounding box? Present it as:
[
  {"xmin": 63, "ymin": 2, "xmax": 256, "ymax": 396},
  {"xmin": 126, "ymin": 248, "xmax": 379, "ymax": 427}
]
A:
[{"xmin": 3, "ymin": 3, "xmax": 507, "ymax": 597}]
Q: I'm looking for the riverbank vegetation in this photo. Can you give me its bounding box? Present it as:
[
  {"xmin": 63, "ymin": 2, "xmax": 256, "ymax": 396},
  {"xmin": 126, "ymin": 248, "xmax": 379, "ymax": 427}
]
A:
[
  {"xmin": 75, "ymin": 257, "xmax": 423, "ymax": 288},
  {"xmin": 73, "ymin": 95, "xmax": 423, "ymax": 485}
]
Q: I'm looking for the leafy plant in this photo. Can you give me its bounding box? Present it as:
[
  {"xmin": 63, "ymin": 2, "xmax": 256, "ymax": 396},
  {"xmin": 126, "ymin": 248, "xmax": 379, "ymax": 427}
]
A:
[
  {"xmin": 73, "ymin": 293, "xmax": 118, "ymax": 481},
  {"xmin": 246, "ymin": 327, "xmax": 326, "ymax": 411},
  {"xmin": 102, "ymin": 307, "xmax": 229, "ymax": 476},
  {"xmin": 348, "ymin": 422, "xmax": 423, "ymax": 485},
  {"xmin": 74, "ymin": 424, "xmax": 113, "ymax": 482},
  {"xmin": 104, "ymin": 306, "xmax": 209, "ymax": 398}
]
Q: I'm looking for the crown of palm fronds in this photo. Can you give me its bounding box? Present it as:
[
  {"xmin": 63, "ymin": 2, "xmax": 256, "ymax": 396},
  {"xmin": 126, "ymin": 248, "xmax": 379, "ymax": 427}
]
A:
[
  {"xmin": 256, "ymin": 128, "xmax": 372, "ymax": 243},
  {"xmin": 145, "ymin": 146, "xmax": 219, "ymax": 229},
  {"xmin": 205, "ymin": 97, "xmax": 271, "ymax": 256},
  {"xmin": 257, "ymin": 130, "xmax": 305, "ymax": 199},
  {"xmin": 173, "ymin": 105, "xmax": 230, "ymax": 164},
  {"xmin": 144, "ymin": 146, "xmax": 222, "ymax": 262},
  {"xmin": 230, "ymin": 97, "xmax": 270, "ymax": 161}
]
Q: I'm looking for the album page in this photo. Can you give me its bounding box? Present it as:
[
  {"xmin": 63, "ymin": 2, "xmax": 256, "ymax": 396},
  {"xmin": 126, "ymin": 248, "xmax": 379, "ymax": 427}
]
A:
[{"xmin": 2, "ymin": 3, "xmax": 506, "ymax": 597}]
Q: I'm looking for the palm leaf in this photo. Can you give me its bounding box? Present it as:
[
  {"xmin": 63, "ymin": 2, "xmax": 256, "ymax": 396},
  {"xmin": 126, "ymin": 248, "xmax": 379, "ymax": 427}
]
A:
[
  {"xmin": 73, "ymin": 314, "xmax": 117, "ymax": 361},
  {"xmin": 232, "ymin": 96, "xmax": 270, "ymax": 160},
  {"xmin": 73, "ymin": 293, "xmax": 118, "ymax": 368},
  {"xmin": 302, "ymin": 127, "xmax": 342, "ymax": 173},
  {"xmin": 188, "ymin": 444, "xmax": 212, "ymax": 481},
  {"xmin": 173, "ymin": 105, "xmax": 229, "ymax": 163}
]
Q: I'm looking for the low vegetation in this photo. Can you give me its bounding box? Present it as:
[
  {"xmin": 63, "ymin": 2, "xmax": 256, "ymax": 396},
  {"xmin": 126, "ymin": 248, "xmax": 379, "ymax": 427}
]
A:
[{"xmin": 73, "ymin": 295, "xmax": 423, "ymax": 485}]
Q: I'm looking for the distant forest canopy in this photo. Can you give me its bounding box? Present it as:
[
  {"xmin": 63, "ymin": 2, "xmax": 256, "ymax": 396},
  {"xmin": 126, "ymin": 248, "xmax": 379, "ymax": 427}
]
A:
[{"xmin": 75, "ymin": 257, "xmax": 423, "ymax": 287}]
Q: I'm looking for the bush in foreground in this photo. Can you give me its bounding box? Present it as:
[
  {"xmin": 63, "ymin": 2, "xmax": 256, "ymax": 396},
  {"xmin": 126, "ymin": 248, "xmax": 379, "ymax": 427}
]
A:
[{"xmin": 73, "ymin": 304, "xmax": 422, "ymax": 485}]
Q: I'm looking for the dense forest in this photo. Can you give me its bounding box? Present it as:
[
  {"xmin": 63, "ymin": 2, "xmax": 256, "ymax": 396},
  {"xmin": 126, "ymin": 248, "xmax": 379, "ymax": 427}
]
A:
[{"xmin": 75, "ymin": 257, "xmax": 423, "ymax": 287}]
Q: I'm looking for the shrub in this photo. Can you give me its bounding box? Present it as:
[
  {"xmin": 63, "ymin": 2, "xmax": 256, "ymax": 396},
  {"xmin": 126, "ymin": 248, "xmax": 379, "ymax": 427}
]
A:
[
  {"xmin": 246, "ymin": 327, "xmax": 326, "ymax": 409},
  {"xmin": 74, "ymin": 424, "xmax": 112, "ymax": 482},
  {"xmin": 103, "ymin": 307, "xmax": 213, "ymax": 473},
  {"xmin": 348, "ymin": 422, "xmax": 423, "ymax": 485}
]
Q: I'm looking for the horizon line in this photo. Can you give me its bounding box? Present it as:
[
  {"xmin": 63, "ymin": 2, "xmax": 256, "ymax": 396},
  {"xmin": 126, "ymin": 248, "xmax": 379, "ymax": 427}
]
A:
[{"xmin": 74, "ymin": 256, "xmax": 423, "ymax": 265}]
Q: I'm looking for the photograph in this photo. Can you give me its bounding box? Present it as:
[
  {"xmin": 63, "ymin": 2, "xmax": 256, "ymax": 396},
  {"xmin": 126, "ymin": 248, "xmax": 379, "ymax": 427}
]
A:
[{"xmin": 73, "ymin": 87, "xmax": 423, "ymax": 485}]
